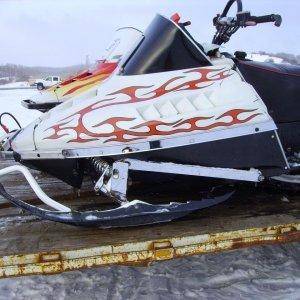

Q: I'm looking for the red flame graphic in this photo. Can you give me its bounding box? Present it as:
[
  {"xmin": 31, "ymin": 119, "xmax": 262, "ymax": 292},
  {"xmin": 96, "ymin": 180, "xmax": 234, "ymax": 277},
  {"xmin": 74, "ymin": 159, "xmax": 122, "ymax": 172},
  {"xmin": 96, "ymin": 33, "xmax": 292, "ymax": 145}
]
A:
[
  {"xmin": 95, "ymin": 67, "xmax": 231, "ymax": 110},
  {"xmin": 43, "ymin": 67, "xmax": 250, "ymax": 144},
  {"xmin": 45, "ymin": 108, "xmax": 260, "ymax": 144}
]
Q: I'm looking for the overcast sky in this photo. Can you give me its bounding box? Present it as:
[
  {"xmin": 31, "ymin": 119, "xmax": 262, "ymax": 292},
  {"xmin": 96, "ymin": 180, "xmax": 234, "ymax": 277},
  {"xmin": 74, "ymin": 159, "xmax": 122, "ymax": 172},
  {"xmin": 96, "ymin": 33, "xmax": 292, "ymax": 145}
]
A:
[{"xmin": 0, "ymin": 0, "xmax": 298, "ymax": 67}]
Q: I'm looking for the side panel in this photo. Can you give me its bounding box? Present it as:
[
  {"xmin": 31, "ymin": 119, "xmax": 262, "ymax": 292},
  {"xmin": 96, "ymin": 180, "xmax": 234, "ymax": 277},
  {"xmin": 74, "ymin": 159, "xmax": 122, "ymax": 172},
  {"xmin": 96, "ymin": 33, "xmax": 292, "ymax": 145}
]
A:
[
  {"xmin": 236, "ymin": 60, "xmax": 300, "ymax": 123},
  {"xmin": 115, "ymin": 131, "xmax": 287, "ymax": 176},
  {"xmin": 236, "ymin": 60, "xmax": 300, "ymax": 152},
  {"xmin": 277, "ymin": 122, "xmax": 300, "ymax": 151}
]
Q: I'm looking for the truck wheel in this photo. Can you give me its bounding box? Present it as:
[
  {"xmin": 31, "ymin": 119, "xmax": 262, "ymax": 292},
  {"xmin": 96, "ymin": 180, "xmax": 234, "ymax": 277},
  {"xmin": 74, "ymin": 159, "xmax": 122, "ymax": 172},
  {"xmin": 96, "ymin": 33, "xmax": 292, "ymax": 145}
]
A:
[{"xmin": 37, "ymin": 83, "xmax": 45, "ymax": 90}]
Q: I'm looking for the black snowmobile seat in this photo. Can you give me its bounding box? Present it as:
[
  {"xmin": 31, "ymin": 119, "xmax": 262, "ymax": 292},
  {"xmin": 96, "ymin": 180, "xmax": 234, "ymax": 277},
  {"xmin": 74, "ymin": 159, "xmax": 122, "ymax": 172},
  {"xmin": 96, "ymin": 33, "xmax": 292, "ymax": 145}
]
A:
[
  {"xmin": 238, "ymin": 59, "xmax": 300, "ymax": 77},
  {"xmin": 235, "ymin": 59, "xmax": 300, "ymax": 124}
]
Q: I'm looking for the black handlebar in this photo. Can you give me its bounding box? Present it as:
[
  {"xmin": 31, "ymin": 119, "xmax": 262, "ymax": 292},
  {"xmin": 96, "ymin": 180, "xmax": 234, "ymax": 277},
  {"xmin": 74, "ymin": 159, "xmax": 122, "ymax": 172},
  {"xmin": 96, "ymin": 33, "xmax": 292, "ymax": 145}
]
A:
[
  {"xmin": 221, "ymin": 0, "xmax": 243, "ymax": 18},
  {"xmin": 248, "ymin": 14, "xmax": 282, "ymax": 27},
  {"xmin": 213, "ymin": 0, "xmax": 283, "ymax": 45}
]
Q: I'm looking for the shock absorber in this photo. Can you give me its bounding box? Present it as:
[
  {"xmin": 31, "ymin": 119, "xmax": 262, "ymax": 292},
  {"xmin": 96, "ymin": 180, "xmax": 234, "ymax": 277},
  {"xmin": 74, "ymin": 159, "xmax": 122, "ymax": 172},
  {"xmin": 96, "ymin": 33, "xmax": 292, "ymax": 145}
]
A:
[
  {"xmin": 90, "ymin": 157, "xmax": 110, "ymax": 175},
  {"xmin": 89, "ymin": 157, "xmax": 112, "ymax": 194},
  {"xmin": 89, "ymin": 158, "xmax": 131, "ymax": 203}
]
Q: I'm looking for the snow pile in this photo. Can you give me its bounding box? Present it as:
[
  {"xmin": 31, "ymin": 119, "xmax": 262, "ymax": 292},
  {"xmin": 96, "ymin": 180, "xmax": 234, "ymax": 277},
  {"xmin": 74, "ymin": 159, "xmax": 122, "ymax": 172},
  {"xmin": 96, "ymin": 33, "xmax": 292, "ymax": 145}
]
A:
[
  {"xmin": 0, "ymin": 82, "xmax": 30, "ymax": 89},
  {"xmin": 247, "ymin": 53, "xmax": 284, "ymax": 64},
  {"xmin": 0, "ymin": 242, "xmax": 298, "ymax": 299}
]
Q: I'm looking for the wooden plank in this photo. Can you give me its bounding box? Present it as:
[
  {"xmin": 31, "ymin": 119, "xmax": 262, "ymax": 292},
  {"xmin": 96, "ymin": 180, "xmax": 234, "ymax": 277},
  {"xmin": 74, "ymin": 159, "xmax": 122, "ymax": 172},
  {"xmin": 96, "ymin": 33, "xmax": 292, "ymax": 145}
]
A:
[{"xmin": 0, "ymin": 190, "xmax": 298, "ymax": 255}]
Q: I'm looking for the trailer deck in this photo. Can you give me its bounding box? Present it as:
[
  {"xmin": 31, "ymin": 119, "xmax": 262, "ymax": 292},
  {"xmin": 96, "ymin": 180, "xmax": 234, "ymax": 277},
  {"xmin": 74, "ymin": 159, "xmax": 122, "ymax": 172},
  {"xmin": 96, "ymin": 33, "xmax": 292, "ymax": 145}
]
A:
[{"xmin": 0, "ymin": 159, "xmax": 299, "ymax": 278}]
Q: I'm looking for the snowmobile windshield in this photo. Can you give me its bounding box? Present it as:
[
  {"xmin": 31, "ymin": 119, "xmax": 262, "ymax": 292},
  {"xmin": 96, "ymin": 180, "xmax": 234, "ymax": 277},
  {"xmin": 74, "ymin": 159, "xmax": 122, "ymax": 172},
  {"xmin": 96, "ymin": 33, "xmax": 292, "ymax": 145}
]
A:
[
  {"xmin": 57, "ymin": 27, "xmax": 143, "ymax": 87},
  {"xmin": 122, "ymin": 14, "xmax": 211, "ymax": 75},
  {"xmin": 100, "ymin": 27, "xmax": 143, "ymax": 64}
]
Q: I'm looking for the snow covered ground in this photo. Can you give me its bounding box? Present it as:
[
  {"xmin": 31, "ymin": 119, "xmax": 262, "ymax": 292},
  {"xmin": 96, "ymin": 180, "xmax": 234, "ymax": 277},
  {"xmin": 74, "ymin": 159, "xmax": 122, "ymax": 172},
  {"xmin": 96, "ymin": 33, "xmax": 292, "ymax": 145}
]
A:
[
  {"xmin": 0, "ymin": 89, "xmax": 41, "ymax": 135},
  {"xmin": 0, "ymin": 81, "xmax": 32, "ymax": 89},
  {"xmin": 247, "ymin": 53, "xmax": 285, "ymax": 64},
  {"xmin": 0, "ymin": 242, "xmax": 299, "ymax": 299}
]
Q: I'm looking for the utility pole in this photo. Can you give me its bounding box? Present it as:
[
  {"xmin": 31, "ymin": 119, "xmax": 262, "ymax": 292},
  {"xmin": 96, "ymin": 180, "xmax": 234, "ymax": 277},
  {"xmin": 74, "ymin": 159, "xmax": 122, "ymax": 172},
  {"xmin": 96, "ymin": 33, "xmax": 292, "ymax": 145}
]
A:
[{"xmin": 85, "ymin": 55, "xmax": 90, "ymax": 68}]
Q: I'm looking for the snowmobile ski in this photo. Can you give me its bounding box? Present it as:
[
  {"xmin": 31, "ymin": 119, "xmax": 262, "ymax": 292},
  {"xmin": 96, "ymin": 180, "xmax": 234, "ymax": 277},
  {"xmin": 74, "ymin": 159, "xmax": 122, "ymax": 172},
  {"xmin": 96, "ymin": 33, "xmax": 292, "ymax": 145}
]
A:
[{"xmin": 0, "ymin": 182, "xmax": 233, "ymax": 227}]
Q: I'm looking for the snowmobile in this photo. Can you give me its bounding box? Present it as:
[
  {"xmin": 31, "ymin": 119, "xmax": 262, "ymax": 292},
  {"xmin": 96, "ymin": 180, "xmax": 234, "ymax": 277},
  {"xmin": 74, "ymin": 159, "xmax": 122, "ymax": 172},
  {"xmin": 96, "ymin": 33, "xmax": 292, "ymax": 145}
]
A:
[
  {"xmin": 21, "ymin": 27, "xmax": 143, "ymax": 112},
  {"xmin": 0, "ymin": 0, "xmax": 299, "ymax": 227}
]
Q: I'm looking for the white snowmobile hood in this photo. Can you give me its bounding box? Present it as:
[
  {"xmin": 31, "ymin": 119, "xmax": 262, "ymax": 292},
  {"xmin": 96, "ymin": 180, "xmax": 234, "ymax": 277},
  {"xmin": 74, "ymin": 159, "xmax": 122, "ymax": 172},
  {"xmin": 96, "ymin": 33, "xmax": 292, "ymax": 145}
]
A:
[{"xmin": 11, "ymin": 14, "xmax": 275, "ymax": 158}]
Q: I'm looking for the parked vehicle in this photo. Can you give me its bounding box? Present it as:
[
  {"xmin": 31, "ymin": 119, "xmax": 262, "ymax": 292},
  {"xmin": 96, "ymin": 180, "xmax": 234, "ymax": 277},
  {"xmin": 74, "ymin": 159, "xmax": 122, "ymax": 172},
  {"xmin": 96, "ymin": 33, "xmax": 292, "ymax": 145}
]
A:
[
  {"xmin": 0, "ymin": 0, "xmax": 299, "ymax": 228},
  {"xmin": 33, "ymin": 76, "xmax": 61, "ymax": 90},
  {"xmin": 22, "ymin": 28, "xmax": 143, "ymax": 112}
]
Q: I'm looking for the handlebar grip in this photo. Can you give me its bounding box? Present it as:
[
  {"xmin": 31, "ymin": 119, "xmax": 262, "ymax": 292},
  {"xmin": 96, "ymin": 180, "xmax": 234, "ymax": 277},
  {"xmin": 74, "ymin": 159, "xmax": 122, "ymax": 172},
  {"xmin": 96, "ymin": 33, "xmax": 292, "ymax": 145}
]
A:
[{"xmin": 250, "ymin": 14, "xmax": 282, "ymax": 27}]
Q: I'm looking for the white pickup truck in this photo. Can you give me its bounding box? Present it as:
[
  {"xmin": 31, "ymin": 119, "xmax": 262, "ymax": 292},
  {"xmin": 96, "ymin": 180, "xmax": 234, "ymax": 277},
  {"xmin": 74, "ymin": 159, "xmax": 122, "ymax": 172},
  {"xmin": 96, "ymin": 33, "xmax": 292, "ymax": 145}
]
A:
[{"xmin": 34, "ymin": 76, "xmax": 61, "ymax": 90}]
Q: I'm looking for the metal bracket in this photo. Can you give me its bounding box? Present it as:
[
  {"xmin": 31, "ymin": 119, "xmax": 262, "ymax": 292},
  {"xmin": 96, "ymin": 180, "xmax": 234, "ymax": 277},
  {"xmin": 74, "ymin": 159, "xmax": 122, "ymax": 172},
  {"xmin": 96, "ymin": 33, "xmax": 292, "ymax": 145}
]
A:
[
  {"xmin": 95, "ymin": 162, "xmax": 129, "ymax": 203},
  {"xmin": 109, "ymin": 161, "xmax": 129, "ymax": 202}
]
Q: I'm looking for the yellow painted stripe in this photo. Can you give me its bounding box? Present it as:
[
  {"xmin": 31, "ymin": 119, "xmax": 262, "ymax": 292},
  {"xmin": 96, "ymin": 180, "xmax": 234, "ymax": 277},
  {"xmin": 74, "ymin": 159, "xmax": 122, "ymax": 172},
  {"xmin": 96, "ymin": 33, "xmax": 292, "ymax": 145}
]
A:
[{"xmin": 0, "ymin": 222, "xmax": 299, "ymax": 278}]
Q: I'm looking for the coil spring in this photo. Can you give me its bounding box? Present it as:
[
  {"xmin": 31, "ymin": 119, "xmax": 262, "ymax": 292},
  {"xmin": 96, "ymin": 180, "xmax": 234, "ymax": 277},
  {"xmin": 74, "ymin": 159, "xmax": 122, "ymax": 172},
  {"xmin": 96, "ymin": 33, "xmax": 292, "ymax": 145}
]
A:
[{"xmin": 90, "ymin": 157, "xmax": 110, "ymax": 175}]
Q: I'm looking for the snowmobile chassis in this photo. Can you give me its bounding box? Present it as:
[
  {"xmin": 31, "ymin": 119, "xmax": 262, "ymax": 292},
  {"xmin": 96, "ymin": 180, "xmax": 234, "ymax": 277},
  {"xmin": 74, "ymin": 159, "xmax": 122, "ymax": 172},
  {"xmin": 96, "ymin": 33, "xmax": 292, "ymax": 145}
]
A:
[
  {"xmin": 0, "ymin": 159, "xmax": 299, "ymax": 278},
  {"xmin": 0, "ymin": 156, "xmax": 264, "ymax": 227}
]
